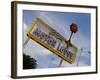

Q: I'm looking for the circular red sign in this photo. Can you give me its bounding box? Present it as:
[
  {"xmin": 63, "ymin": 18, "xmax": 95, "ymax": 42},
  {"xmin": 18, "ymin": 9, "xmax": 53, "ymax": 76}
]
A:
[{"xmin": 70, "ymin": 23, "xmax": 78, "ymax": 33}]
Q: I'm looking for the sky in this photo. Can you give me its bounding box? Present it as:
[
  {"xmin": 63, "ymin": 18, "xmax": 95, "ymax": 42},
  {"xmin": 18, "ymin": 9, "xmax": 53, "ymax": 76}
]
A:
[{"xmin": 23, "ymin": 10, "xmax": 91, "ymax": 69}]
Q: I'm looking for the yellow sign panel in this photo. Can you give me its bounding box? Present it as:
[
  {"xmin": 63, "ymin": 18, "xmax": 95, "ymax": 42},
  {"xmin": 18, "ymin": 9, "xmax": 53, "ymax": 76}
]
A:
[{"xmin": 27, "ymin": 18, "xmax": 78, "ymax": 64}]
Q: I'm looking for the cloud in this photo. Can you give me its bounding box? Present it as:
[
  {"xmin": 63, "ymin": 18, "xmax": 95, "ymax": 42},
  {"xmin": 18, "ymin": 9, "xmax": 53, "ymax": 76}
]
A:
[
  {"xmin": 23, "ymin": 23, "xmax": 28, "ymax": 32},
  {"xmin": 37, "ymin": 12, "xmax": 70, "ymax": 38}
]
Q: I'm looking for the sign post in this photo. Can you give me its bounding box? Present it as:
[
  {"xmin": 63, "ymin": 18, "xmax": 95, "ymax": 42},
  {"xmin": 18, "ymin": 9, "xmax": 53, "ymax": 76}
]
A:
[{"xmin": 23, "ymin": 37, "xmax": 30, "ymax": 49}]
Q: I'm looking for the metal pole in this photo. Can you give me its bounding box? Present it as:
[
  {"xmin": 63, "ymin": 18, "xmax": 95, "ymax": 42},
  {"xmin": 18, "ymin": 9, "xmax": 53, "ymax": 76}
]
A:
[
  {"xmin": 68, "ymin": 32, "xmax": 73, "ymax": 42},
  {"xmin": 23, "ymin": 37, "xmax": 30, "ymax": 49}
]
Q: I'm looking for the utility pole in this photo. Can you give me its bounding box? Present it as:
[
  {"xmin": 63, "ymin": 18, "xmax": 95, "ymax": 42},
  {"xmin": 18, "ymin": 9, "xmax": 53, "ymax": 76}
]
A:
[
  {"xmin": 76, "ymin": 48, "xmax": 91, "ymax": 66},
  {"xmin": 76, "ymin": 48, "xmax": 83, "ymax": 66}
]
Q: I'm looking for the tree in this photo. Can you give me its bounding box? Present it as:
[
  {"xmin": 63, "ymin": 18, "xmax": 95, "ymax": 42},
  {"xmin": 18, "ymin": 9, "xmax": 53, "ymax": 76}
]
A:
[{"xmin": 23, "ymin": 53, "xmax": 37, "ymax": 69}]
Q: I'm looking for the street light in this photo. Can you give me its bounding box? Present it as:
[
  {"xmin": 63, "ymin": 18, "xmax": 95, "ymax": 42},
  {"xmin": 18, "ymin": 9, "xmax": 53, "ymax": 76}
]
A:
[{"xmin": 58, "ymin": 23, "xmax": 78, "ymax": 67}]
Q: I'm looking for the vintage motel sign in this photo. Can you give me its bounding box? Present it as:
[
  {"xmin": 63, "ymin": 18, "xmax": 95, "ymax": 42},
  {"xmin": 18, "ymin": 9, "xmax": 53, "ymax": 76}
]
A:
[{"xmin": 27, "ymin": 18, "xmax": 78, "ymax": 64}]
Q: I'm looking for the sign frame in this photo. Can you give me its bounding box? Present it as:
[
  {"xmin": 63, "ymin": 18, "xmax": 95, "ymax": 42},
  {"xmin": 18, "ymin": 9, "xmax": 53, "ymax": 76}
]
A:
[{"xmin": 27, "ymin": 18, "xmax": 78, "ymax": 64}]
